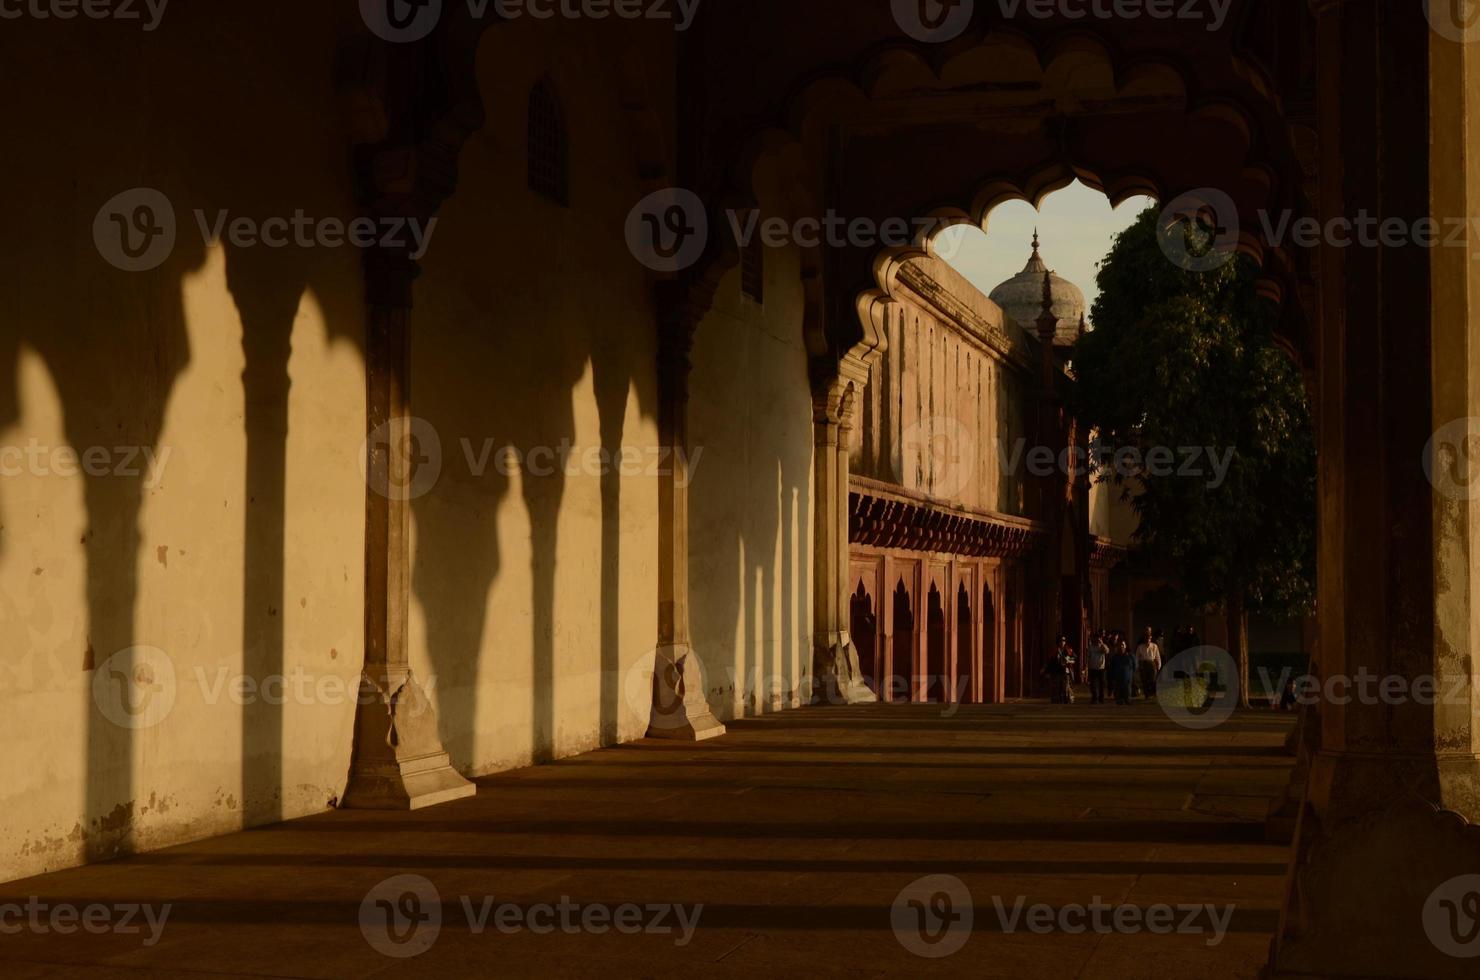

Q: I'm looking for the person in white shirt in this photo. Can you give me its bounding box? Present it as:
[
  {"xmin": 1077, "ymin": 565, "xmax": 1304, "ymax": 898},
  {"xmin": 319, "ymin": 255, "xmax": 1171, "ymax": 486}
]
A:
[
  {"xmin": 1086, "ymin": 630, "xmax": 1110, "ymax": 704},
  {"xmin": 1135, "ymin": 627, "xmax": 1162, "ymax": 700}
]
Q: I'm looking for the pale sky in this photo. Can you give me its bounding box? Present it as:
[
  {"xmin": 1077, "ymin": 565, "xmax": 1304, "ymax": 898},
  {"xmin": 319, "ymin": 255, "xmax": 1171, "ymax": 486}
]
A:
[{"xmin": 933, "ymin": 181, "xmax": 1156, "ymax": 325}]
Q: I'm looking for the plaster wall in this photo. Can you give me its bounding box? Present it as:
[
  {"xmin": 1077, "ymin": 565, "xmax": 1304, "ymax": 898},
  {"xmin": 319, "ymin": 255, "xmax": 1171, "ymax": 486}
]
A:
[{"xmin": 688, "ymin": 241, "xmax": 816, "ymax": 722}]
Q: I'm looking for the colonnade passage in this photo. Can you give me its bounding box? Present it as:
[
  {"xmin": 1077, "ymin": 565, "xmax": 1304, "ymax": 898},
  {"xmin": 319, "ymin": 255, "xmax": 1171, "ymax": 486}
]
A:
[
  {"xmin": 2, "ymin": 2, "xmax": 1479, "ymax": 978},
  {"xmin": 0, "ymin": 703, "xmax": 1301, "ymax": 977}
]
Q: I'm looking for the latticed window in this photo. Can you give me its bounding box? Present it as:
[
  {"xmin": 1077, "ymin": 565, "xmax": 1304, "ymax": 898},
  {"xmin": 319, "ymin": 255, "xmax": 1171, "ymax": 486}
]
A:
[
  {"xmin": 527, "ymin": 79, "xmax": 568, "ymax": 206},
  {"xmin": 740, "ymin": 231, "xmax": 764, "ymax": 303}
]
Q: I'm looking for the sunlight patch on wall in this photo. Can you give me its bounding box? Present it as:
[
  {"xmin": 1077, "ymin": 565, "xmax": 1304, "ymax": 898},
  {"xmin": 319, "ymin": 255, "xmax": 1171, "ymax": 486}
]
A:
[
  {"xmin": 279, "ymin": 286, "xmax": 363, "ymax": 802},
  {"xmin": 0, "ymin": 344, "xmax": 88, "ymax": 876},
  {"xmin": 134, "ymin": 246, "xmax": 248, "ymax": 829}
]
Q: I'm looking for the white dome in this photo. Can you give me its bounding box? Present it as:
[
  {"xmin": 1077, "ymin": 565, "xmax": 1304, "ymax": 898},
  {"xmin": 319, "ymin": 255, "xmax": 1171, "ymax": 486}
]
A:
[{"xmin": 988, "ymin": 233, "xmax": 1087, "ymax": 346}]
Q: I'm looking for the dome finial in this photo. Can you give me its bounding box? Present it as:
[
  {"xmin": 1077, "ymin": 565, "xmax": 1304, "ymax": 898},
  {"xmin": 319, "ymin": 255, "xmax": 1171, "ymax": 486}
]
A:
[{"xmin": 1032, "ymin": 228, "xmax": 1040, "ymax": 253}]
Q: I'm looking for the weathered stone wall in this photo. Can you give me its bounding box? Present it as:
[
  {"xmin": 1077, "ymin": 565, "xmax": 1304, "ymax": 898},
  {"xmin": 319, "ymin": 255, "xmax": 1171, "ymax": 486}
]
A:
[{"xmin": 851, "ymin": 254, "xmax": 1034, "ymax": 518}]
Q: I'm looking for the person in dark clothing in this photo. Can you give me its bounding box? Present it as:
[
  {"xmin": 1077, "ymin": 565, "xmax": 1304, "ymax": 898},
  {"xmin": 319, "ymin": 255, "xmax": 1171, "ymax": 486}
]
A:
[
  {"xmin": 1041, "ymin": 642, "xmax": 1065, "ymax": 701},
  {"xmin": 1057, "ymin": 640, "xmax": 1078, "ymax": 704},
  {"xmin": 1045, "ymin": 636, "xmax": 1073, "ymax": 704},
  {"xmin": 1277, "ymin": 675, "xmax": 1299, "ymax": 711},
  {"xmin": 1108, "ymin": 633, "xmax": 1134, "ymax": 705}
]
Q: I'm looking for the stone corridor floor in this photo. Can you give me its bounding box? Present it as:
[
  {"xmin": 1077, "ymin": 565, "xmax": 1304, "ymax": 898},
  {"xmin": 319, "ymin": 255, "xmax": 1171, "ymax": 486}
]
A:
[{"xmin": 2, "ymin": 702, "xmax": 1298, "ymax": 979}]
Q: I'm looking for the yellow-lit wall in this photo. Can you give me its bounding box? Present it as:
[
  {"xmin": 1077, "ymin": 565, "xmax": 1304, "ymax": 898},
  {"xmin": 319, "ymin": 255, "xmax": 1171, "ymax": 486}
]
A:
[
  {"xmin": 408, "ymin": 16, "xmax": 670, "ymax": 771},
  {"xmin": 0, "ymin": 7, "xmax": 696, "ymax": 882},
  {"xmin": 0, "ymin": 4, "xmax": 368, "ymax": 881},
  {"xmin": 689, "ymin": 241, "xmax": 816, "ymax": 721}
]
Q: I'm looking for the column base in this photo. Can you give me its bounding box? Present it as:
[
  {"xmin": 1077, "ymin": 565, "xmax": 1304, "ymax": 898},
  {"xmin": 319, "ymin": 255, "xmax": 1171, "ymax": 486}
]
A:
[
  {"xmin": 646, "ymin": 643, "xmax": 726, "ymax": 741},
  {"xmin": 811, "ymin": 633, "xmax": 878, "ymax": 706},
  {"xmin": 341, "ymin": 666, "xmax": 476, "ymax": 810},
  {"xmin": 1267, "ymin": 758, "xmax": 1480, "ymax": 979}
]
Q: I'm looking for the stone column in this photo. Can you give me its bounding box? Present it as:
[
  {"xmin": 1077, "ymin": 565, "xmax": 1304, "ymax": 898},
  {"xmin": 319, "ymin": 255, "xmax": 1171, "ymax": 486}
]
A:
[
  {"xmin": 811, "ymin": 357, "xmax": 879, "ymax": 705},
  {"xmin": 1269, "ymin": 2, "xmax": 1480, "ymax": 975},
  {"xmin": 647, "ymin": 282, "xmax": 726, "ymax": 740},
  {"xmin": 1035, "ymin": 273, "xmax": 1063, "ymax": 687},
  {"xmin": 342, "ymin": 250, "xmax": 476, "ymax": 810}
]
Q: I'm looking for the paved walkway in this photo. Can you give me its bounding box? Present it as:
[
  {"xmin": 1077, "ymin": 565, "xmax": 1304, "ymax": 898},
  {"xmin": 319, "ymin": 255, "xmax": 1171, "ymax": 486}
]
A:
[{"xmin": 2, "ymin": 702, "xmax": 1297, "ymax": 979}]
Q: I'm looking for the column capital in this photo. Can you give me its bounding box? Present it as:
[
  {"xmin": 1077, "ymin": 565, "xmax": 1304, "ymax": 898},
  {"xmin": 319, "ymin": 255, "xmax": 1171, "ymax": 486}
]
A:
[{"xmin": 813, "ymin": 378, "xmax": 863, "ymax": 447}]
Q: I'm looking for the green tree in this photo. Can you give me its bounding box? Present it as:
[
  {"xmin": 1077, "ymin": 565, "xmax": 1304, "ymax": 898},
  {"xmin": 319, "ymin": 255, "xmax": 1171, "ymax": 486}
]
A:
[{"xmin": 1071, "ymin": 205, "xmax": 1316, "ymax": 705}]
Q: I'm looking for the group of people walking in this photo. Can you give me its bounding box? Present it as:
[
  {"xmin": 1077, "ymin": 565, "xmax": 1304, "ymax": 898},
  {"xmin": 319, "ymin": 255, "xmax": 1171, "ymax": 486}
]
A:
[{"xmin": 1046, "ymin": 627, "xmax": 1187, "ymax": 705}]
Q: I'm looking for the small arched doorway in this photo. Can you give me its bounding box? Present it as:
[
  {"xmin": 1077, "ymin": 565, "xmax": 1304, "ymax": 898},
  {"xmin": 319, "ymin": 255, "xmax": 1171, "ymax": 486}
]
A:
[
  {"xmin": 1005, "ymin": 585, "xmax": 1020, "ymax": 699},
  {"xmin": 926, "ymin": 584, "xmax": 946, "ymax": 702},
  {"xmin": 891, "ymin": 579, "xmax": 914, "ymax": 703},
  {"xmin": 955, "ymin": 581, "xmax": 973, "ymax": 703},
  {"xmin": 849, "ymin": 581, "xmax": 877, "ymax": 695},
  {"xmin": 983, "ymin": 582, "xmax": 997, "ymax": 704}
]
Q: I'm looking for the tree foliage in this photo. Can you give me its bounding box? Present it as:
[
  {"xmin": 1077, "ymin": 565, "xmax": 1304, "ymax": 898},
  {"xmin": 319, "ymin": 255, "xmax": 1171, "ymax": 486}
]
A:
[{"xmin": 1071, "ymin": 205, "xmax": 1316, "ymax": 619}]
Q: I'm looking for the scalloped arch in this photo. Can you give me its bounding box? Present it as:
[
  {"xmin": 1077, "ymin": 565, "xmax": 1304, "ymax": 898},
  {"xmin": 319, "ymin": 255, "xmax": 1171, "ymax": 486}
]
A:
[{"xmin": 723, "ymin": 29, "xmax": 1306, "ymax": 376}]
